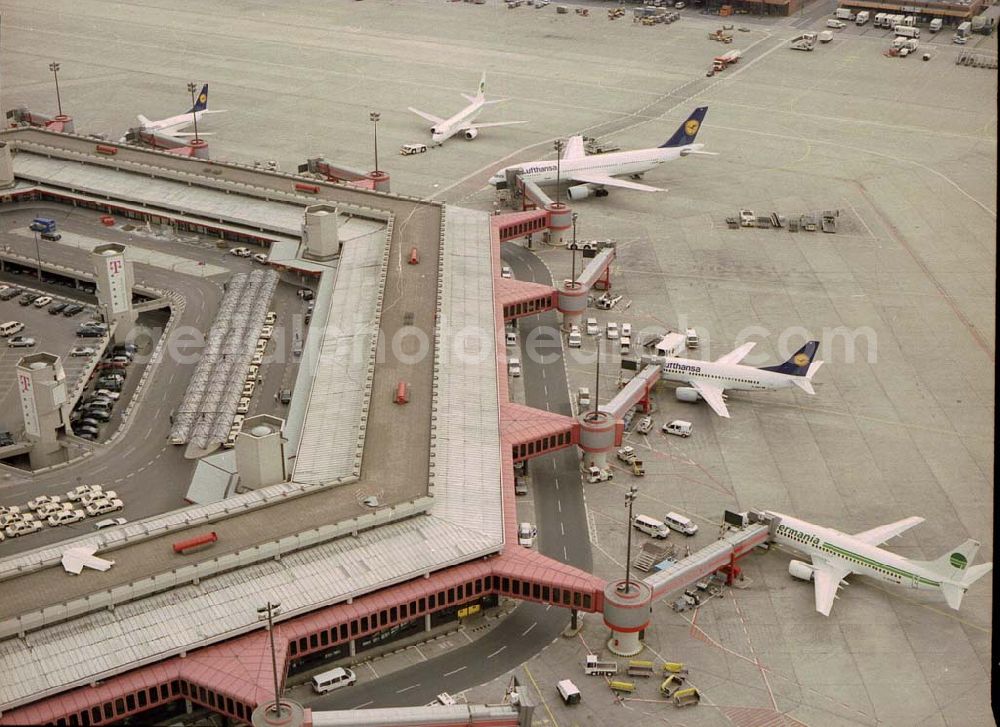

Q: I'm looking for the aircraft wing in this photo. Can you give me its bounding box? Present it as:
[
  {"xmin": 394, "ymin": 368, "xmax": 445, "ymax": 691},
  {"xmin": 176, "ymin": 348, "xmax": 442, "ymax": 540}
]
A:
[
  {"xmin": 853, "ymin": 517, "xmax": 925, "ymax": 547},
  {"xmin": 569, "ymin": 172, "xmax": 664, "ymax": 193},
  {"xmin": 714, "ymin": 342, "xmax": 756, "ymax": 365},
  {"xmin": 464, "ymin": 120, "xmax": 528, "ymax": 130},
  {"xmin": 408, "ymin": 107, "xmax": 445, "ymax": 125},
  {"xmin": 561, "ymin": 135, "xmax": 587, "ymax": 161},
  {"xmin": 811, "ymin": 556, "xmax": 852, "ymax": 616},
  {"xmin": 690, "ymin": 380, "xmax": 729, "ymax": 418}
]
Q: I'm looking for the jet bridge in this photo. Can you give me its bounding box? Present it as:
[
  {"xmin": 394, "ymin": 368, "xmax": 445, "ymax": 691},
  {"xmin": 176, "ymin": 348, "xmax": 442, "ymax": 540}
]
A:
[
  {"xmin": 502, "ymin": 168, "xmax": 575, "ymax": 247},
  {"xmin": 6, "ymin": 107, "xmax": 75, "ymax": 134},
  {"xmin": 557, "ymin": 246, "xmax": 615, "ymax": 330},
  {"xmin": 601, "ymin": 514, "xmax": 772, "ymax": 655},
  {"xmin": 578, "ymin": 364, "xmax": 660, "ymax": 470},
  {"xmin": 122, "ymin": 127, "xmax": 209, "ymax": 158}
]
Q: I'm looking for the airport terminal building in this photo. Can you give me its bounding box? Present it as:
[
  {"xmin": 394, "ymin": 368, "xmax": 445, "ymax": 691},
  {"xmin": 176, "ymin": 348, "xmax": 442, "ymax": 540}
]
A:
[{"xmin": 0, "ymin": 130, "xmax": 606, "ymax": 726}]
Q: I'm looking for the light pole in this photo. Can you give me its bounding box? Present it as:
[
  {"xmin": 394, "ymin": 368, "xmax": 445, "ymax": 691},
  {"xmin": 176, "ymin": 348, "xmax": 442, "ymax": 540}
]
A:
[
  {"xmin": 570, "ymin": 212, "xmax": 578, "ymax": 284},
  {"xmin": 553, "ymin": 139, "xmax": 564, "ymax": 206},
  {"xmin": 256, "ymin": 601, "xmax": 283, "ymax": 719},
  {"xmin": 49, "ymin": 62, "xmax": 63, "ymax": 117},
  {"xmin": 623, "ymin": 485, "xmax": 639, "ymax": 594},
  {"xmin": 369, "ymin": 111, "xmax": 381, "ymax": 174},
  {"xmin": 186, "ymin": 82, "xmax": 200, "ymax": 143},
  {"xmin": 33, "ymin": 230, "xmax": 42, "ymax": 281}
]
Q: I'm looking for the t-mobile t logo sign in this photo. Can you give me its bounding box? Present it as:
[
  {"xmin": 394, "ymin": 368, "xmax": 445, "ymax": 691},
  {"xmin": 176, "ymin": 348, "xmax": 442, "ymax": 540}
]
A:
[{"xmin": 108, "ymin": 258, "xmax": 123, "ymax": 275}]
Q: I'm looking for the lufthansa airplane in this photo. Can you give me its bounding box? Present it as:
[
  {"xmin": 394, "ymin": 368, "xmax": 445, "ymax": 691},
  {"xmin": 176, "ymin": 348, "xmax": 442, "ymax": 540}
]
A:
[
  {"xmin": 488, "ymin": 107, "xmax": 715, "ymax": 199},
  {"xmin": 133, "ymin": 84, "xmax": 225, "ymax": 138}
]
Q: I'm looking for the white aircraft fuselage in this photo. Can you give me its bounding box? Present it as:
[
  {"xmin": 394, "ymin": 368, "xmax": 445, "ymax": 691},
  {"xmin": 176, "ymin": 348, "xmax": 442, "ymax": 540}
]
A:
[
  {"xmin": 432, "ymin": 100, "xmax": 487, "ymax": 143},
  {"xmin": 141, "ymin": 109, "xmax": 211, "ymax": 135},
  {"xmin": 770, "ymin": 512, "xmax": 945, "ymax": 593},
  {"xmin": 490, "ymin": 143, "xmax": 704, "ymax": 186},
  {"xmin": 659, "ymin": 355, "xmax": 795, "ymax": 394}
]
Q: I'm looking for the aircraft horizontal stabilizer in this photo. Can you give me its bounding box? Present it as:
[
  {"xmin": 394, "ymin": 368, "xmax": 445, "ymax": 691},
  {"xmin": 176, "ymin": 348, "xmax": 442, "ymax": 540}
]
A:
[{"xmin": 791, "ymin": 377, "xmax": 815, "ymax": 395}]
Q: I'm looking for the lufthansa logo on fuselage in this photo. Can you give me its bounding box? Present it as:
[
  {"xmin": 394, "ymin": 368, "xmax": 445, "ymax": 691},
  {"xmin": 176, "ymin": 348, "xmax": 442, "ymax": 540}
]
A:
[{"xmin": 663, "ymin": 362, "xmax": 701, "ymax": 373}]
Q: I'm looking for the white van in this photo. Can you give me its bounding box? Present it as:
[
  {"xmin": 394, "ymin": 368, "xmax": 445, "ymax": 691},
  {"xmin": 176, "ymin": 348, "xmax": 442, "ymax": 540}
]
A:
[
  {"xmin": 585, "ymin": 317, "xmax": 599, "ymax": 335},
  {"xmin": 508, "ymin": 358, "xmax": 521, "ymax": 377},
  {"xmin": 619, "ymin": 336, "xmax": 631, "ymax": 355},
  {"xmin": 568, "ymin": 326, "xmax": 582, "ymax": 348},
  {"xmin": 633, "ymin": 514, "xmax": 669, "ymax": 539},
  {"xmin": 685, "ymin": 327, "xmax": 699, "ymax": 349},
  {"xmin": 663, "ymin": 511, "xmax": 699, "ymax": 536},
  {"xmin": 0, "ymin": 321, "xmax": 24, "ymax": 337},
  {"xmin": 506, "ymin": 330, "xmax": 517, "ymax": 346},
  {"xmin": 662, "ymin": 420, "xmax": 692, "ymax": 437},
  {"xmin": 311, "ymin": 667, "xmax": 357, "ymax": 693},
  {"xmin": 621, "ymin": 323, "xmax": 632, "ymax": 339},
  {"xmin": 400, "ymin": 143, "xmax": 428, "ymax": 155},
  {"xmin": 557, "ymin": 679, "xmax": 582, "ymax": 705}
]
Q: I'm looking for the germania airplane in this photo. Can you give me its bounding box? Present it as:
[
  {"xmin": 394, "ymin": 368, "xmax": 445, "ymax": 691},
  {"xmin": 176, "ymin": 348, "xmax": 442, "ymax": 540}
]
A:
[
  {"xmin": 408, "ymin": 72, "xmax": 526, "ymax": 144},
  {"xmin": 767, "ymin": 511, "xmax": 993, "ymax": 616},
  {"xmin": 488, "ymin": 106, "xmax": 715, "ymax": 199},
  {"xmin": 646, "ymin": 340, "xmax": 823, "ymax": 418},
  {"xmin": 133, "ymin": 83, "xmax": 225, "ymax": 138}
]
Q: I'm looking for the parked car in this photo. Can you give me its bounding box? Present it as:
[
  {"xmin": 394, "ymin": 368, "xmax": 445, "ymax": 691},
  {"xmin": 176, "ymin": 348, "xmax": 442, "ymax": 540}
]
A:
[
  {"xmin": 32, "ymin": 296, "xmax": 53, "ymax": 308},
  {"xmin": 75, "ymin": 424, "xmax": 100, "ymax": 437},
  {"xmin": 95, "ymin": 378, "xmax": 123, "ymax": 392},
  {"xmin": 76, "ymin": 430, "xmax": 97, "ymax": 441},
  {"xmin": 77, "ymin": 327, "xmax": 105, "ymax": 338},
  {"xmin": 95, "ymin": 389, "xmax": 121, "ymax": 400},
  {"xmin": 94, "ymin": 517, "xmax": 128, "ymax": 530},
  {"xmin": 5, "ymin": 519, "xmax": 43, "ymax": 538},
  {"xmin": 252, "ymin": 253, "xmax": 269, "ymax": 264},
  {"xmin": 83, "ymin": 409, "xmax": 111, "ymax": 423},
  {"xmin": 9, "ymin": 336, "xmax": 36, "ymax": 348},
  {"xmin": 264, "ymin": 311, "xmax": 277, "ymax": 325},
  {"xmin": 279, "ymin": 389, "xmax": 292, "ymax": 404},
  {"xmin": 230, "ymin": 247, "xmax": 252, "ymax": 257},
  {"xmin": 81, "ymin": 489, "xmax": 117, "ymax": 507},
  {"xmin": 514, "ymin": 476, "xmax": 528, "ymax": 496},
  {"xmin": 27, "ymin": 495, "xmax": 62, "ymax": 510},
  {"xmin": 517, "ymin": 522, "xmax": 537, "ymax": 548},
  {"xmin": 70, "ymin": 346, "xmax": 96, "ymax": 357},
  {"xmin": 40, "ymin": 231, "xmax": 62, "ymax": 241},
  {"xmin": 47, "ymin": 509, "xmax": 86, "ymax": 527},
  {"xmin": 85, "ymin": 498, "xmax": 124, "ymax": 517},
  {"xmin": 0, "ymin": 287, "xmax": 22, "ymax": 300},
  {"xmin": 48, "ymin": 302, "xmax": 68, "ymax": 314},
  {"xmin": 606, "ymin": 322, "xmax": 619, "ymax": 340},
  {"xmin": 62, "ymin": 303, "xmax": 84, "ymax": 316},
  {"xmin": 18, "ymin": 293, "xmax": 40, "ymax": 306},
  {"xmin": 67, "ymin": 484, "xmax": 103, "ymax": 501}
]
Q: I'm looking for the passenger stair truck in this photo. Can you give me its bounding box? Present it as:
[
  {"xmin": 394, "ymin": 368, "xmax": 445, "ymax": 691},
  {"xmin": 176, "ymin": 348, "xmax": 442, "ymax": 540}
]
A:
[{"xmin": 584, "ymin": 655, "xmax": 619, "ymax": 676}]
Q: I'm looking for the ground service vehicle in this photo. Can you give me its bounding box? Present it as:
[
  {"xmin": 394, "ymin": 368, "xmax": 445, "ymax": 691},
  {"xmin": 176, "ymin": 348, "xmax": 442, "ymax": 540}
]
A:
[
  {"xmin": 663, "ymin": 420, "xmax": 692, "ymax": 437},
  {"xmin": 586, "ymin": 466, "xmax": 613, "ymax": 483},
  {"xmin": 514, "ymin": 476, "xmax": 528, "ymax": 496},
  {"xmin": 663, "ymin": 511, "xmax": 699, "ymax": 535},
  {"xmin": 517, "ymin": 522, "xmax": 537, "ymax": 547},
  {"xmin": 819, "ymin": 30, "xmax": 834, "ymax": 42},
  {"xmin": 609, "ymin": 680, "xmax": 636, "ymax": 693},
  {"xmin": 311, "ymin": 667, "xmax": 357, "ymax": 693},
  {"xmin": 894, "ymin": 25, "xmax": 919, "ymax": 37},
  {"xmin": 584, "ymin": 655, "xmax": 618, "ymax": 676},
  {"xmin": 834, "ymin": 7, "xmax": 854, "ymax": 20},
  {"xmin": 855, "ymin": 10, "xmax": 869, "ymax": 24},
  {"xmin": 633, "ymin": 514, "xmax": 670, "ymax": 539},
  {"xmin": 557, "ymin": 680, "xmax": 581, "ymax": 704},
  {"xmin": 578, "ymin": 387, "xmax": 591, "ymax": 408},
  {"xmin": 585, "ymin": 317, "xmax": 599, "ymax": 335},
  {"xmin": 627, "ymin": 660, "xmax": 655, "ymax": 677},
  {"xmin": 606, "ymin": 322, "xmax": 619, "ymax": 339},
  {"xmin": 230, "ymin": 247, "xmax": 251, "ymax": 257},
  {"xmin": 827, "ymin": 18, "xmax": 846, "ymax": 28},
  {"xmin": 617, "ymin": 446, "xmax": 637, "ymax": 464},
  {"xmin": 660, "ymin": 674, "xmax": 686, "ymax": 697},
  {"xmin": 673, "ymin": 687, "xmax": 701, "ymax": 707},
  {"xmin": 636, "ymin": 415, "xmax": 653, "ymax": 434},
  {"xmin": 30, "ymin": 218, "xmax": 57, "ymax": 233},
  {"xmin": 568, "ymin": 326, "xmax": 581, "ymax": 348},
  {"xmin": 400, "ymin": 143, "xmax": 428, "ymax": 155},
  {"xmin": 508, "ymin": 358, "xmax": 521, "ymax": 377},
  {"xmin": 929, "ymin": 18, "xmax": 942, "ymax": 31}
]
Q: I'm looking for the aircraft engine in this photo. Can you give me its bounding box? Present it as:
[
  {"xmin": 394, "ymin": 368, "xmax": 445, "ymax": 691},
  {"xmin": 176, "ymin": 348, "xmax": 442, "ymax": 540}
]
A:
[
  {"xmin": 464, "ymin": 128, "xmax": 479, "ymax": 140},
  {"xmin": 675, "ymin": 387, "xmax": 701, "ymax": 403},
  {"xmin": 788, "ymin": 560, "xmax": 816, "ymax": 582},
  {"xmin": 567, "ymin": 184, "xmax": 593, "ymax": 201}
]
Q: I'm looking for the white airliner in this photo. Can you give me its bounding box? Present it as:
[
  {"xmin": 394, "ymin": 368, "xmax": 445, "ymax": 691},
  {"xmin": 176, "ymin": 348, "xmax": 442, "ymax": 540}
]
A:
[
  {"xmin": 768, "ymin": 511, "xmax": 993, "ymax": 616},
  {"xmin": 408, "ymin": 72, "xmax": 526, "ymax": 144},
  {"xmin": 488, "ymin": 106, "xmax": 715, "ymax": 200},
  {"xmin": 649, "ymin": 340, "xmax": 823, "ymax": 418},
  {"xmin": 134, "ymin": 83, "xmax": 225, "ymax": 138}
]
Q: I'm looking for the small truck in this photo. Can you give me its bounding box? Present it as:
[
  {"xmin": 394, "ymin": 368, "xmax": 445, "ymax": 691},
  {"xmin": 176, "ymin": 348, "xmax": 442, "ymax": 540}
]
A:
[
  {"xmin": 584, "ymin": 654, "xmax": 618, "ymax": 676},
  {"xmin": 586, "ymin": 466, "xmax": 613, "ymax": 483},
  {"xmin": 617, "ymin": 446, "xmax": 637, "ymax": 464}
]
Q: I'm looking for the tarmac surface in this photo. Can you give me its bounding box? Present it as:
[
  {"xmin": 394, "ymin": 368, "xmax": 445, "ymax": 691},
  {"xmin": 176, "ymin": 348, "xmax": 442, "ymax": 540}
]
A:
[{"xmin": 0, "ymin": 0, "xmax": 994, "ymax": 724}]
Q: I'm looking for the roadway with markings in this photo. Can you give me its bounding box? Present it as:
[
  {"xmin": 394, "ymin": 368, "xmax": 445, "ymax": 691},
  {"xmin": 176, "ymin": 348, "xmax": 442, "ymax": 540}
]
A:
[{"xmin": 317, "ymin": 242, "xmax": 592, "ymax": 710}]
